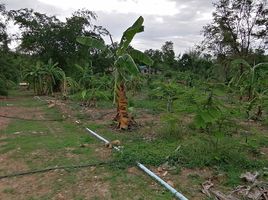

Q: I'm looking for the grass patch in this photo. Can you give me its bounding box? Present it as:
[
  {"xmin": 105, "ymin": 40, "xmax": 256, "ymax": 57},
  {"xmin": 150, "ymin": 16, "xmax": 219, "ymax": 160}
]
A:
[
  {"xmin": 167, "ymin": 135, "xmax": 268, "ymax": 186},
  {"xmin": 114, "ymin": 138, "xmax": 179, "ymax": 167}
]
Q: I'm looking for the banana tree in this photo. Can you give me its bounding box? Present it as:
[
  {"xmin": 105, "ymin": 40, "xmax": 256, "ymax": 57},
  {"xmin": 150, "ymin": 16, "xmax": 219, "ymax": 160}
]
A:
[
  {"xmin": 23, "ymin": 62, "xmax": 45, "ymax": 95},
  {"xmin": 229, "ymin": 59, "xmax": 268, "ymax": 101},
  {"xmin": 43, "ymin": 59, "xmax": 65, "ymax": 95},
  {"xmin": 75, "ymin": 62, "xmax": 94, "ymax": 89},
  {"xmin": 24, "ymin": 59, "xmax": 66, "ymax": 95},
  {"xmin": 77, "ymin": 16, "xmax": 153, "ymax": 129},
  {"xmin": 229, "ymin": 59, "xmax": 268, "ymax": 119}
]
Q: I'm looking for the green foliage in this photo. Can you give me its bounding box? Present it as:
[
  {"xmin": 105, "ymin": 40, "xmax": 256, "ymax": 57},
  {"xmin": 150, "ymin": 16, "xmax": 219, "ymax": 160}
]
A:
[
  {"xmin": 151, "ymin": 80, "xmax": 183, "ymax": 112},
  {"xmin": 77, "ymin": 16, "xmax": 153, "ymax": 106},
  {"xmin": 75, "ymin": 62, "xmax": 93, "ymax": 89},
  {"xmin": 114, "ymin": 53, "xmax": 140, "ymax": 81},
  {"xmin": 80, "ymin": 88, "xmax": 111, "ymax": 107},
  {"xmin": 159, "ymin": 113, "xmax": 183, "ymax": 139},
  {"xmin": 161, "ymin": 41, "xmax": 176, "ymax": 68},
  {"xmin": 194, "ymin": 91, "xmax": 223, "ymax": 130},
  {"xmin": 73, "ymin": 62, "xmax": 113, "ymax": 105},
  {"xmin": 0, "ymin": 51, "xmax": 24, "ymax": 94},
  {"xmin": 116, "ymin": 16, "xmax": 144, "ymax": 56},
  {"xmin": 127, "ymin": 75, "xmax": 145, "ymax": 95},
  {"xmin": 167, "ymin": 136, "xmax": 268, "ymax": 185},
  {"xmin": 114, "ymin": 139, "xmax": 178, "ymax": 167},
  {"xmin": 0, "ymin": 76, "xmax": 8, "ymax": 96},
  {"xmin": 179, "ymin": 51, "xmax": 213, "ymax": 76},
  {"xmin": 129, "ymin": 49, "xmax": 154, "ymax": 66},
  {"xmin": 202, "ymin": 0, "xmax": 268, "ymax": 57},
  {"xmin": 9, "ymin": 8, "xmax": 108, "ymax": 73},
  {"xmin": 76, "ymin": 37, "xmax": 106, "ymax": 51},
  {"xmin": 23, "ymin": 59, "xmax": 65, "ymax": 95},
  {"xmin": 228, "ymin": 59, "xmax": 268, "ymax": 119}
]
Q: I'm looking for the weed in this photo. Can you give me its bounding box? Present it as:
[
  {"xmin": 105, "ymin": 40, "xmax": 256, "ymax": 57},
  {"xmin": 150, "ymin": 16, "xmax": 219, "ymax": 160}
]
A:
[
  {"xmin": 159, "ymin": 113, "xmax": 184, "ymax": 139},
  {"xmin": 3, "ymin": 188, "xmax": 16, "ymax": 194},
  {"xmin": 167, "ymin": 135, "xmax": 268, "ymax": 186},
  {"xmin": 114, "ymin": 139, "xmax": 179, "ymax": 168}
]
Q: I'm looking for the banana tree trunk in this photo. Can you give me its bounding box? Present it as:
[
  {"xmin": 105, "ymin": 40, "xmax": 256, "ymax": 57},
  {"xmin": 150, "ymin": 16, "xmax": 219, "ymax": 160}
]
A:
[{"xmin": 115, "ymin": 82, "xmax": 131, "ymax": 129}]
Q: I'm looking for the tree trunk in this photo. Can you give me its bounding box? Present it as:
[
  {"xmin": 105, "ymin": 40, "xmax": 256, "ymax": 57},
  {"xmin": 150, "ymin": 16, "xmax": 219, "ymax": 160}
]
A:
[{"xmin": 115, "ymin": 82, "xmax": 131, "ymax": 129}]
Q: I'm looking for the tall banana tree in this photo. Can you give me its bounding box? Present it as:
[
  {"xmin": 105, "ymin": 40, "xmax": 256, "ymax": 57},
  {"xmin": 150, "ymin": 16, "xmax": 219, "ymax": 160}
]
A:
[{"xmin": 77, "ymin": 16, "xmax": 153, "ymax": 129}]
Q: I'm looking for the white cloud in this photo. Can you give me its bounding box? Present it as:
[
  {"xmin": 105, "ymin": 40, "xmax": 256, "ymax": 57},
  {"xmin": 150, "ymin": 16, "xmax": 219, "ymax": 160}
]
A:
[
  {"xmin": 38, "ymin": 0, "xmax": 179, "ymax": 16},
  {"xmin": 2, "ymin": 0, "xmax": 215, "ymax": 54}
]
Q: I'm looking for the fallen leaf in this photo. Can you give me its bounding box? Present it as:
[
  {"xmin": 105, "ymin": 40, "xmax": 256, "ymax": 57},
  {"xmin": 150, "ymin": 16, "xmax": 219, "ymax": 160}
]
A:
[{"xmin": 240, "ymin": 171, "xmax": 259, "ymax": 183}]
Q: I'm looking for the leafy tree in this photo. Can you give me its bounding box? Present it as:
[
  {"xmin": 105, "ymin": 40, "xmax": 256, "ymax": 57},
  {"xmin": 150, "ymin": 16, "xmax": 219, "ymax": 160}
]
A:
[
  {"xmin": 0, "ymin": 4, "xmax": 8, "ymax": 51},
  {"xmin": 77, "ymin": 16, "xmax": 153, "ymax": 129},
  {"xmin": 202, "ymin": 0, "xmax": 268, "ymax": 58},
  {"xmin": 0, "ymin": 0, "xmax": 25, "ymax": 97},
  {"xmin": 0, "ymin": 4, "xmax": 12, "ymax": 96},
  {"xmin": 161, "ymin": 41, "xmax": 176, "ymax": 68},
  {"xmin": 152, "ymin": 81, "xmax": 181, "ymax": 112},
  {"xmin": 179, "ymin": 50, "xmax": 213, "ymax": 77},
  {"xmin": 8, "ymin": 8, "xmax": 108, "ymax": 74},
  {"xmin": 144, "ymin": 49, "xmax": 163, "ymax": 68}
]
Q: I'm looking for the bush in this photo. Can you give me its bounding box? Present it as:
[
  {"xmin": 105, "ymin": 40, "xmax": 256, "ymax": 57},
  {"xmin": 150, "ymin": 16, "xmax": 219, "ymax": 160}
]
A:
[
  {"xmin": 0, "ymin": 77, "xmax": 8, "ymax": 96},
  {"xmin": 159, "ymin": 113, "xmax": 184, "ymax": 139},
  {"xmin": 167, "ymin": 136, "xmax": 267, "ymax": 171},
  {"xmin": 114, "ymin": 139, "xmax": 178, "ymax": 168}
]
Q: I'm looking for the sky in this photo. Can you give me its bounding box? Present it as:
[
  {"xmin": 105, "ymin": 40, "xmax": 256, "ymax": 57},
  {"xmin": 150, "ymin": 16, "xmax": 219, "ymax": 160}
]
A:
[{"xmin": 2, "ymin": 0, "xmax": 215, "ymax": 54}]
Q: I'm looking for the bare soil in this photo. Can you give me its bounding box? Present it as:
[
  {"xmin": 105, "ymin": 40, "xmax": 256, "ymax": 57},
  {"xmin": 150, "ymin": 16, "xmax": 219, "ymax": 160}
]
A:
[{"xmin": 0, "ymin": 105, "xmax": 44, "ymax": 131}]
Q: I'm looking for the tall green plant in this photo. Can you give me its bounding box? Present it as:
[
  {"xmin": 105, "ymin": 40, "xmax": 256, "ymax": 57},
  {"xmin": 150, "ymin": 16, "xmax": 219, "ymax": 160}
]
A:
[
  {"xmin": 43, "ymin": 59, "xmax": 65, "ymax": 95},
  {"xmin": 229, "ymin": 59, "xmax": 268, "ymax": 119},
  {"xmin": 75, "ymin": 62, "xmax": 93, "ymax": 89},
  {"xmin": 152, "ymin": 81, "xmax": 181, "ymax": 112},
  {"xmin": 24, "ymin": 59, "xmax": 65, "ymax": 95},
  {"xmin": 194, "ymin": 91, "xmax": 223, "ymax": 133},
  {"xmin": 77, "ymin": 16, "xmax": 153, "ymax": 129},
  {"xmin": 24, "ymin": 62, "xmax": 44, "ymax": 95}
]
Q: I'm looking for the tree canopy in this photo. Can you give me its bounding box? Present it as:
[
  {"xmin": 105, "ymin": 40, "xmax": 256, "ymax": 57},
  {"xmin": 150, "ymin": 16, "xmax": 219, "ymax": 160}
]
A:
[
  {"xmin": 8, "ymin": 8, "xmax": 108, "ymax": 73},
  {"xmin": 202, "ymin": 0, "xmax": 268, "ymax": 58}
]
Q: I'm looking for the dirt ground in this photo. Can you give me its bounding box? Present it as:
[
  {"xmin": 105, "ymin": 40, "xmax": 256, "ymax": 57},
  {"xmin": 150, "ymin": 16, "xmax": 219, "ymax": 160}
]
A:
[
  {"xmin": 0, "ymin": 105, "xmax": 44, "ymax": 131},
  {"xmin": 3, "ymin": 91, "xmax": 266, "ymax": 199},
  {"xmin": 0, "ymin": 92, "xmax": 178, "ymax": 200}
]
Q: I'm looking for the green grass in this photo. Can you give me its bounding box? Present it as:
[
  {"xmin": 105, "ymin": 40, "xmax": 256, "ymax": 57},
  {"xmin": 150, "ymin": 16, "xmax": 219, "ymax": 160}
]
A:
[
  {"xmin": 104, "ymin": 168, "xmax": 174, "ymax": 200},
  {"xmin": 1, "ymin": 86, "xmax": 268, "ymax": 199},
  {"xmin": 0, "ymin": 90, "xmax": 181, "ymax": 200},
  {"xmin": 113, "ymin": 138, "xmax": 180, "ymax": 167}
]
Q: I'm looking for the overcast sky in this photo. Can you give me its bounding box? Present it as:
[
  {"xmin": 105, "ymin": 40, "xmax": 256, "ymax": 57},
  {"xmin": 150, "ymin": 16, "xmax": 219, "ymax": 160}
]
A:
[{"xmin": 2, "ymin": 0, "xmax": 215, "ymax": 55}]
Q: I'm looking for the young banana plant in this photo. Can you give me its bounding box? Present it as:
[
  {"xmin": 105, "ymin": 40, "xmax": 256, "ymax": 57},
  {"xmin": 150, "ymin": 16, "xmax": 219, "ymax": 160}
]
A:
[
  {"xmin": 229, "ymin": 59, "xmax": 268, "ymax": 100},
  {"xmin": 229, "ymin": 59, "xmax": 268, "ymax": 120},
  {"xmin": 77, "ymin": 16, "xmax": 153, "ymax": 129}
]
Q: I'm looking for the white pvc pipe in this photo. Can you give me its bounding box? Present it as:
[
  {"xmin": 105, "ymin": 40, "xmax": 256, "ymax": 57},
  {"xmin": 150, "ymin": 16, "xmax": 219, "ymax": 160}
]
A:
[
  {"xmin": 85, "ymin": 127, "xmax": 188, "ymax": 200},
  {"xmin": 85, "ymin": 128, "xmax": 121, "ymax": 151},
  {"xmin": 86, "ymin": 128, "xmax": 109, "ymax": 143},
  {"xmin": 137, "ymin": 162, "xmax": 188, "ymax": 200}
]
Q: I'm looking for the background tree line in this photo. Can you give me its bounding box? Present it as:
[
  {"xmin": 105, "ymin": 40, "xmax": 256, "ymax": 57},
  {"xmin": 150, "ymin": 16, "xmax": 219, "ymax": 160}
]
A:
[{"xmin": 0, "ymin": 0, "xmax": 267, "ymax": 96}]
